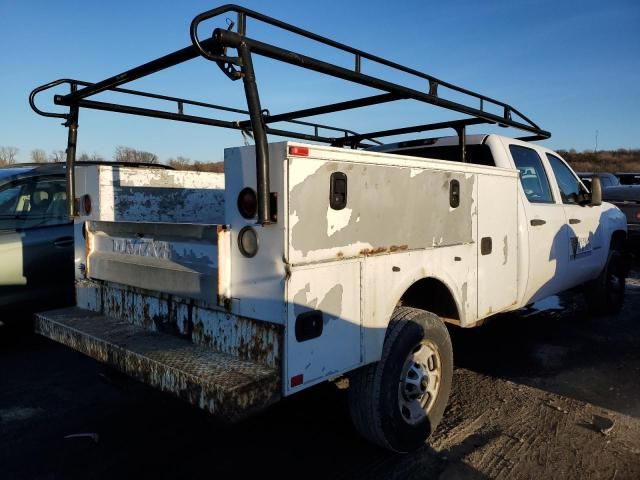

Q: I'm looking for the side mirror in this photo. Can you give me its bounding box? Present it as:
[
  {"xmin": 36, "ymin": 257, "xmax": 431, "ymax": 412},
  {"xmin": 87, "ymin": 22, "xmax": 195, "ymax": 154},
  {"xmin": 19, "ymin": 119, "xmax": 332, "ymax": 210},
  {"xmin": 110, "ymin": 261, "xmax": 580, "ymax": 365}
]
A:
[{"xmin": 590, "ymin": 175, "xmax": 602, "ymax": 206}]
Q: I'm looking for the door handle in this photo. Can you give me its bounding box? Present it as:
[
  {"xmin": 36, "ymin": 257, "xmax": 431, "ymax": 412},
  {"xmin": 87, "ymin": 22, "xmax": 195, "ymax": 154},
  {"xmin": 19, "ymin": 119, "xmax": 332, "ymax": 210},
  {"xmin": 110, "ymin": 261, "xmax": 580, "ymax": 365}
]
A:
[
  {"xmin": 569, "ymin": 218, "xmax": 581, "ymax": 225},
  {"xmin": 530, "ymin": 219, "xmax": 546, "ymax": 226},
  {"xmin": 53, "ymin": 236, "xmax": 74, "ymax": 248}
]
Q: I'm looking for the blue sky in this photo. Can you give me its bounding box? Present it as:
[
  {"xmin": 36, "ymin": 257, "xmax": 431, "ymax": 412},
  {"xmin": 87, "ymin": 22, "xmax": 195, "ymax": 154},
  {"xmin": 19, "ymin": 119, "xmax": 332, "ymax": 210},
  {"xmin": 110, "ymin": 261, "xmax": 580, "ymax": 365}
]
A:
[{"xmin": 1, "ymin": 0, "xmax": 638, "ymax": 163}]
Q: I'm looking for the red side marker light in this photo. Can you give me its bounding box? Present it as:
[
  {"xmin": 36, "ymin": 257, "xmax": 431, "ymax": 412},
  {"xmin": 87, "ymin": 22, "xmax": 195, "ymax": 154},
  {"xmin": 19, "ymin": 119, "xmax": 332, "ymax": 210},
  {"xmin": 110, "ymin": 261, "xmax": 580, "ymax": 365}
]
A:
[
  {"xmin": 290, "ymin": 374, "xmax": 304, "ymax": 387},
  {"xmin": 289, "ymin": 146, "xmax": 309, "ymax": 157}
]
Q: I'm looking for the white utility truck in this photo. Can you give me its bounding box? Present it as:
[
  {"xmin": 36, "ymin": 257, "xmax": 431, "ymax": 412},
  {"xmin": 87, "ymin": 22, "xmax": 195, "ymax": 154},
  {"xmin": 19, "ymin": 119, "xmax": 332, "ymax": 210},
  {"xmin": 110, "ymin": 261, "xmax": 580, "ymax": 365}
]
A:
[{"xmin": 29, "ymin": 5, "xmax": 628, "ymax": 452}]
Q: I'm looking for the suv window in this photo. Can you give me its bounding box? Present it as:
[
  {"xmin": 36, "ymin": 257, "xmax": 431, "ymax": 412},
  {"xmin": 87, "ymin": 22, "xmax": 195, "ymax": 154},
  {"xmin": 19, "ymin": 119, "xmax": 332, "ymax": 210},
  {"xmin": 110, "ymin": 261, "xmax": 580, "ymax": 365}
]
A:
[
  {"xmin": 0, "ymin": 177, "xmax": 69, "ymax": 228},
  {"xmin": 546, "ymin": 154, "xmax": 586, "ymax": 204},
  {"xmin": 509, "ymin": 145, "xmax": 554, "ymax": 203},
  {"xmin": 599, "ymin": 174, "xmax": 618, "ymax": 188},
  {"xmin": 0, "ymin": 184, "xmax": 27, "ymax": 214}
]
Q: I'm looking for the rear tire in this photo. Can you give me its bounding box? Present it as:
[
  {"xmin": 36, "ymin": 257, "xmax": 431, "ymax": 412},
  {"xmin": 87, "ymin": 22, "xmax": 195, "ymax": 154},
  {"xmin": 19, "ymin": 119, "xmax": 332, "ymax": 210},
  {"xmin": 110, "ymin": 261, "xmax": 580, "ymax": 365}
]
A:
[
  {"xmin": 348, "ymin": 307, "xmax": 453, "ymax": 452},
  {"xmin": 586, "ymin": 249, "xmax": 626, "ymax": 315}
]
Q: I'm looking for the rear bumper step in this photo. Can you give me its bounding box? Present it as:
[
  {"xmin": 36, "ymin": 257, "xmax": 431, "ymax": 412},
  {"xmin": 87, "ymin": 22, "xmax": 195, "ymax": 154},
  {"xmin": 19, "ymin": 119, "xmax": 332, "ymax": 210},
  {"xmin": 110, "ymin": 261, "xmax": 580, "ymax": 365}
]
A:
[{"xmin": 35, "ymin": 307, "xmax": 280, "ymax": 421}]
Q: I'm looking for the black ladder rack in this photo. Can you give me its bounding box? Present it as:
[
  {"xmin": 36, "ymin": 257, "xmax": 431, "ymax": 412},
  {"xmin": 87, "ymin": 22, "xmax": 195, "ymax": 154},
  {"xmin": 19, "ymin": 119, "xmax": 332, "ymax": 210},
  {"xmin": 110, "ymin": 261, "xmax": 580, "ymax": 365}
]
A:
[{"xmin": 30, "ymin": 3, "xmax": 551, "ymax": 225}]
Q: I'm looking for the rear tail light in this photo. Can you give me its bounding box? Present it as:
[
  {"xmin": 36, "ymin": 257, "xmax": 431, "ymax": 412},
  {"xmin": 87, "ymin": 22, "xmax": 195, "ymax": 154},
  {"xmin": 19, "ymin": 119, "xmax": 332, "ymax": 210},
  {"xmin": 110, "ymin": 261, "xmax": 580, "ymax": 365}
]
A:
[{"xmin": 237, "ymin": 187, "xmax": 257, "ymax": 219}]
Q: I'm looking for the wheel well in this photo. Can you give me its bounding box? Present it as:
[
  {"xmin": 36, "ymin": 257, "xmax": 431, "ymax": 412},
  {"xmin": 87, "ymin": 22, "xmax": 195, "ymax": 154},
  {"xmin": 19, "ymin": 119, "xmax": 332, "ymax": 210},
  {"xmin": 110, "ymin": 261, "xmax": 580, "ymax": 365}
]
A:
[
  {"xmin": 398, "ymin": 277, "xmax": 460, "ymax": 322},
  {"xmin": 611, "ymin": 230, "xmax": 626, "ymax": 251}
]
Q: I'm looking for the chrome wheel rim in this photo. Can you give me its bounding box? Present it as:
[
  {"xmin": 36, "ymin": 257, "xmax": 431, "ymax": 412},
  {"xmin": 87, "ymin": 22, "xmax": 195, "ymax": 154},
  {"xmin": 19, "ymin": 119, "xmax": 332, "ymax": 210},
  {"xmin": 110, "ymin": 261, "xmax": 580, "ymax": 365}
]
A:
[{"xmin": 398, "ymin": 340, "xmax": 441, "ymax": 425}]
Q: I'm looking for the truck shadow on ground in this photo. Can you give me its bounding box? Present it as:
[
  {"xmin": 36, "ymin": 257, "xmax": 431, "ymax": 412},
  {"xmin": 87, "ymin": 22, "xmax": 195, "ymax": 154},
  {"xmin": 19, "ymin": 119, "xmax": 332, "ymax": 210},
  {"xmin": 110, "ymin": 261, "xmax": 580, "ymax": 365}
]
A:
[
  {"xmin": 3, "ymin": 271, "xmax": 638, "ymax": 480},
  {"xmin": 0, "ymin": 330, "xmax": 493, "ymax": 480},
  {"xmin": 448, "ymin": 266, "xmax": 640, "ymax": 419},
  {"xmin": 5, "ymin": 268, "xmax": 638, "ymax": 480}
]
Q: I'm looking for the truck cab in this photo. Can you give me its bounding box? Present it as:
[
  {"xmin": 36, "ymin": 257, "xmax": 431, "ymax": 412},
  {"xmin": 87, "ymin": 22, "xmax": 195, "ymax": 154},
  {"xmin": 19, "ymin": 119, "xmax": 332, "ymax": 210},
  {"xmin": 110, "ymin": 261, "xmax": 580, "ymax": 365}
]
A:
[{"xmin": 378, "ymin": 134, "xmax": 627, "ymax": 308}]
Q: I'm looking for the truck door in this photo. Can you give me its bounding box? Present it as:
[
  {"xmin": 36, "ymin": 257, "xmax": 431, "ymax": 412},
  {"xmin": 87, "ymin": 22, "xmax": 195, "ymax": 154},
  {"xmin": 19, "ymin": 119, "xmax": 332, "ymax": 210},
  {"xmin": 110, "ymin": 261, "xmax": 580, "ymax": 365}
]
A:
[
  {"xmin": 508, "ymin": 144, "xmax": 570, "ymax": 303},
  {"xmin": 545, "ymin": 153, "xmax": 606, "ymax": 284}
]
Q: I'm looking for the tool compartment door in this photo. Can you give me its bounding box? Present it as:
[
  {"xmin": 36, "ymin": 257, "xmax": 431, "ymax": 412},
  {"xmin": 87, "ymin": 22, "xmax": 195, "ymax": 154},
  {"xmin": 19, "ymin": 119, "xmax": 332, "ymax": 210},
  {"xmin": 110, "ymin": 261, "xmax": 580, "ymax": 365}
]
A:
[
  {"xmin": 285, "ymin": 260, "xmax": 361, "ymax": 394},
  {"xmin": 477, "ymin": 173, "xmax": 519, "ymax": 317}
]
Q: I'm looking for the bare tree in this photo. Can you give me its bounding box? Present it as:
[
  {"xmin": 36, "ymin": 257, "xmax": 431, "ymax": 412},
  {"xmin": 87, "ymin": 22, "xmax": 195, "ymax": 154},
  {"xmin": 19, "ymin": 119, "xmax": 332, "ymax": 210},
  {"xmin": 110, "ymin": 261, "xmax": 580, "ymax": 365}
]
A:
[
  {"xmin": 77, "ymin": 152, "xmax": 106, "ymax": 162},
  {"xmin": 166, "ymin": 156, "xmax": 224, "ymax": 172},
  {"xmin": 0, "ymin": 146, "xmax": 19, "ymax": 166},
  {"xmin": 31, "ymin": 149, "xmax": 48, "ymax": 163},
  {"xmin": 192, "ymin": 161, "xmax": 224, "ymax": 173},
  {"xmin": 139, "ymin": 152, "xmax": 158, "ymax": 164},
  {"xmin": 167, "ymin": 156, "xmax": 191, "ymax": 169},
  {"xmin": 114, "ymin": 146, "xmax": 158, "ymax": 164},
  {"xmin": 49, "ymin": 150, "xmax": 67, "ymax": 162}
]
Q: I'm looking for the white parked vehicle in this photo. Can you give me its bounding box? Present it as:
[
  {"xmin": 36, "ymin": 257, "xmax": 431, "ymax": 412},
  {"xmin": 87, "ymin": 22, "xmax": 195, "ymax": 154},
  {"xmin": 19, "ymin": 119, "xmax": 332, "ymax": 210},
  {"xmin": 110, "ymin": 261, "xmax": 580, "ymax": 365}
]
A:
[{"xmin": 29, "ymin": 5, "xmax": 629, "ymax": 452}]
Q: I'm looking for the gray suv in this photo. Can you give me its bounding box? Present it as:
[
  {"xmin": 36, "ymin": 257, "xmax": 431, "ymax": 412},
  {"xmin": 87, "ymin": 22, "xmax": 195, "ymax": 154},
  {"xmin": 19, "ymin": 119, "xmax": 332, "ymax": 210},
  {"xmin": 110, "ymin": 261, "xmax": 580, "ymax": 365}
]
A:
[
  {"xmin": 0, "ymin": 164, "xmax": 74, "ymax": 320},
  {"xmin": 0, "ymin": 162, "xmax": 171, "ymax": 324}
]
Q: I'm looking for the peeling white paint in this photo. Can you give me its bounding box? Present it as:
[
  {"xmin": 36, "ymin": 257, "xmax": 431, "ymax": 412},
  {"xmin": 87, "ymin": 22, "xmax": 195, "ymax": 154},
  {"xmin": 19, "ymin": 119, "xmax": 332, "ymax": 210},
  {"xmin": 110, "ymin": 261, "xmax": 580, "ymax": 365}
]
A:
[
  {"xmin": 290, "ymin": 212, "xmax": 300, "ymax": 230},
  {"xmin": 326, "ymin": 207, "xmax": 353, "ymax": 237},
  {"xmin": 81, "ymin": 166, "xmax": 225, "ymax": 224},
  {"xmin": 288, "ymin": 157, "xmax": 325, "ymax": 189},
  {"xmin": 289, "ymin": 157, "xmax": 476, "ymax": 263},
  {"xmin": 115, "ymin": 169, "xmax": 225, "ymax": 189}
]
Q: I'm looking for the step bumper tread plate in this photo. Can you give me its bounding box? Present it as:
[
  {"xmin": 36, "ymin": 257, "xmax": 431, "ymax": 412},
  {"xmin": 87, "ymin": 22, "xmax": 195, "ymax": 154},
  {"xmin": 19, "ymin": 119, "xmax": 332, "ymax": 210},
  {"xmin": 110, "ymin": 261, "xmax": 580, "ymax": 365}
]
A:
[{"xmin": 35, "ymin": 307, "xmax": 280, "ymax": 421}]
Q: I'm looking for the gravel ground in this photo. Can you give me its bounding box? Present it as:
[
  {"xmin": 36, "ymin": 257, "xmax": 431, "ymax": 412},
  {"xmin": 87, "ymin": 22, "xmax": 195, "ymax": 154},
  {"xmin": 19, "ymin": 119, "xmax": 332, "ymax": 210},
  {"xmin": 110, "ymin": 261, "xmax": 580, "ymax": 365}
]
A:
[{"xmin": 1, "ymin": 269, "xmax": 639, "ymax": 479}]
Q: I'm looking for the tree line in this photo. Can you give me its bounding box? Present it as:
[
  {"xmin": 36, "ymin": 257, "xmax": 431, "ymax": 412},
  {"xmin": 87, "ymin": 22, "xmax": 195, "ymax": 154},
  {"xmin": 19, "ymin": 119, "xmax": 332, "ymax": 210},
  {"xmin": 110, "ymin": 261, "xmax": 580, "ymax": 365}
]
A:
[
  {"xmin": 0, "ymin": 145, "xmax": 223, "ymax": 172},
  {"xmin": 558, "ymin": 148, "xmax": 640, "ymax": 173}
]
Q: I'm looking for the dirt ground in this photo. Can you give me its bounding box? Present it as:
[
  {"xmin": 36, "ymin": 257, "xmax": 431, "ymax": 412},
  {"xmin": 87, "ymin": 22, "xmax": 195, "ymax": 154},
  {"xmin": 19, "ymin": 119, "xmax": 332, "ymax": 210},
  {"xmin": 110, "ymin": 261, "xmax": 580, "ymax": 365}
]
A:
[{"xmin": 1, "ymin": 269, "xmax": 639, "ymax": 479}]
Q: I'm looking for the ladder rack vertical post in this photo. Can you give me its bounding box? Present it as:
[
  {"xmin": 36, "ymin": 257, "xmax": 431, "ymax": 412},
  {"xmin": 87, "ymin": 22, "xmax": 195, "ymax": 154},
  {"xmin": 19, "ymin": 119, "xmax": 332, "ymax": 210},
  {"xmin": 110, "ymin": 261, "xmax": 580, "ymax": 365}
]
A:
[
  {"xmin": 238, "ymin": 41, "xmax": 272, "ymax": 224},
  {"xmin": 65, "ymin": 83, "xmax": 79, "ymax": 218}
]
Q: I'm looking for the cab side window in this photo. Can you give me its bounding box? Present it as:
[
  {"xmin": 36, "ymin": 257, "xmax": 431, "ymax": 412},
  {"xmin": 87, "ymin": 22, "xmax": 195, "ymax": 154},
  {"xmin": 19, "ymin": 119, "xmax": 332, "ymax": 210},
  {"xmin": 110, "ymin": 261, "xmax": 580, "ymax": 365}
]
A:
[
  {"xmin": 509, "ymin": 145, "xmax": 554, "ymax": 203},
  {"xmin": 546, "ymin": 154, "xmax": 585, "ymax": 204}
]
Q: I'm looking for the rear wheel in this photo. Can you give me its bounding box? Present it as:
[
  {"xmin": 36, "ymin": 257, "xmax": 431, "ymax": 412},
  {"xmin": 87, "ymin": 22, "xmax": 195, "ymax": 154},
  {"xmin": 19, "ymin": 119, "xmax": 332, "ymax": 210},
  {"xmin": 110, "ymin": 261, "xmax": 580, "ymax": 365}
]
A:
[
  {"xmin": 587, "ymin": 249, "xmax": 626, "ymax": 315},
  {"xmin": 348, "ymin": 307, "xmax": 453, "ymax": 452}
]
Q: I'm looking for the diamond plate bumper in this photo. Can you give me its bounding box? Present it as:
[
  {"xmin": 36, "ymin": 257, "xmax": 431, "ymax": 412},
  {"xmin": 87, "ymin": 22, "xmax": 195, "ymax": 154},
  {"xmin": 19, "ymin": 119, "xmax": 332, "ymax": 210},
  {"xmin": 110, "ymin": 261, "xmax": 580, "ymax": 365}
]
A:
[{"xmin": 35, "ymin": 307, "xmax": 281, "ymax": 421}]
